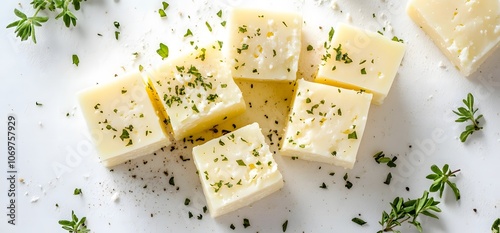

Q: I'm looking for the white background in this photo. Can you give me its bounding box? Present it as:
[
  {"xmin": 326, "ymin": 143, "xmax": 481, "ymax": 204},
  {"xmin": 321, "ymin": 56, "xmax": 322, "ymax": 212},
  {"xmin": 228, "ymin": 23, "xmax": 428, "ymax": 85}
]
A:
[{"xmin": 1, "ymin": 0, "xmax": 499, "ymax": 232}]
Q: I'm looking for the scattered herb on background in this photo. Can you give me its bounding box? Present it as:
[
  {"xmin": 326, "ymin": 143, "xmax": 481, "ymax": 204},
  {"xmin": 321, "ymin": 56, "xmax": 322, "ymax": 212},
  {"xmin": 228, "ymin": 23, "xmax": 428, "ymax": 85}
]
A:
[
  {"xmin": 384, "ymin": 172, "xmax": 392, "ymax": 185},
  {"xmin": 378, "ymin": 191, "xmax": 441, "ymax": 233},
  {"xmin": 492, "ymin": 218, "xmax": 500, "ymax": 233},
  {"xmin": 243, "ymin": 218, "xmax": 250, "ymax": 228},
  {"xmin": 73, "ymin": 188, "xmax": 82, "ymax": 195},
  {"xmin": 58, "ymin": 210, "xmax": 90, "ymax": 233},
  {"xmin": 36, "ymin": 101, "xmax": 43, "ymax": 106},
  {"xmin": 282, "ymin": 220, "xmax": 288, "ymax": 232},
  {"xmin": 392, "ymin": 36, "xmax": 404, "ymax": 43},
  {"xmin": 72, "ymin": 54, "xmax": 79, "ymax": 66},
  {"xmin": 352, "ymin": 217, "xmax": 367, "ymax": 226},
  {"xmin": 157, "ymin": 43, "xmax": 169, "ymax": 59},
  {"xmin": 453, "ymin": 93, "xmax": 483, "ymax": 142},
  {"xmin": 373, "ymin": 151, "xmax": 397, "ymax": 168},
  {"xmin": 159, "ymin": 2, "xmax": 169, "ymax": 17},
  {"xmin": 426, "ymin": 164, "xmax": 461, "ymax": 200},
  {"xmin": 7, "ymin": 0, "xmax": 84, "ymax": 43}
]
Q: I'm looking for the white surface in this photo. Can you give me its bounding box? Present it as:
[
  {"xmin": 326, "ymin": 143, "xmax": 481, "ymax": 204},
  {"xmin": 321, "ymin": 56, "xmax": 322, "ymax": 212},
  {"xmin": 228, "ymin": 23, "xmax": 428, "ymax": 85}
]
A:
[{"xmin": 1, "ymin": 0, "xmax": 500, "ymax": 232}]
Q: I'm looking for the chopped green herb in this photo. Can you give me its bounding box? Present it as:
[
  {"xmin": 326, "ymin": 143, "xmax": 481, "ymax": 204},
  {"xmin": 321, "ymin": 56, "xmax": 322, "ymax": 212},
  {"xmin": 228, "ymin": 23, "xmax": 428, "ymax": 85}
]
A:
[
  {"xmin": 328, "ymin": 27, "xmax": 335, "ymax": 42},
  {"xmin": 384, "ymin": 172, "xmax": 392, "ymax": 185},
  {"xmin": 230, "ymin": 224, "xmax": 235, "ymax": 230},
  {"xmin": 184, "ymin": 198, "xmax": 190, "ymax": 206},
  {"xmin": 307, "ymin": 45, "xmax": 313, "ymax": 51},
  {"xmin": 243, "ymin": 218, "xmax": 250, "ymax": 228},
  {"xmin": 352, "ymin": 217, "xmax": 367, "ymax": 226},
  {"xmin": 392, "ymin": 36, "xmax": 404, "ymax": 43},
  {"xmin": 361, "ymin": 68, "xmax": 366, "ymax": 75},
  {"xmin": 36, "ymin": 102, "xmax": 43, "ymax": 106},
  {"xmin": 72, "ymin": 54, "xmax": 79, "ymax": 66},
  {"xmin": 184, "ymin": 29, "xmax": 193, "ymax": 37},
  {"xmin": 282, "ymin": 220, "xmax": 288, "ymax": 232},
  {"xmin": 492, "ymin": 218, "xmax": 500, "ymax": 233},
  {"xmin": 73, "ymin": 188, "xmax": 82, "ymax": 195},
  {"xmin": 319, "ymin": 182, "xmax": 327, "ymax": 189},
  {"xmin": 236, "ymin": 159, "xmax": 246, "ymax": 166},
  {"xmin": 217, "ymin": 10, "xmax": 222, "ymax": 18},
  {"xmin": 113, "ymin": 21, "xmax": 120, "ymax": 29},
  {"xmin": 205, "ymin": 21, "xmax": 212, "ymax": 32},
  {"xmin": 169, "ymin": 177, "xmax": 175, "ymax": 186},
  {"xmin": 157, "ymin": 43, "xmax": 169, "ymax": 60},
  {"xmin": 347, "ymin": 131, "xmax": 357, "ymax": 139},
  {"xmin": 373, "ymin": 151, "xmax": 397, "ymax": 168}
]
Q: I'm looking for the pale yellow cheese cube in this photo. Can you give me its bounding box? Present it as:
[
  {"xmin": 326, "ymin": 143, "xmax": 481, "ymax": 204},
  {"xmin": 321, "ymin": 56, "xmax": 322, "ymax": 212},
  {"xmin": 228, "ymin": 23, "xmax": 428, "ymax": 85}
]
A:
[
  {"xmin": 149, "ymin": 44, "xmax": 246, "ymax": 140},
  {"xmin": 407, "ymin": 0, "xmax": 500, "ymax": 76},
  {"xmin": 280, "ymin": 79, "xmax": 372, "ymax": 169},
  {"xmin": 226, "ymin": 8, "xmax": 302, "ymax": 81},
  {"xmin": 78, "ymin": 73, "xmax": 171, "ymax": 167},
  {"xmin": 192, "ymin": 123, "xmax": 283, "ymax": 217},
  {"xmin": 316, "ymin": 23, "xmax": 405, "ymax": 105}
]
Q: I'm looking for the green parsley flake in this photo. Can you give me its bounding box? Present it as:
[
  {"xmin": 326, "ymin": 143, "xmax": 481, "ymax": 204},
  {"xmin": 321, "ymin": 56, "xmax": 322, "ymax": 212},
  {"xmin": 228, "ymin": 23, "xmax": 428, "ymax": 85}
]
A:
[{"xmin": 236, "ymin": 159, "xmax": 246, "ymax": 166}]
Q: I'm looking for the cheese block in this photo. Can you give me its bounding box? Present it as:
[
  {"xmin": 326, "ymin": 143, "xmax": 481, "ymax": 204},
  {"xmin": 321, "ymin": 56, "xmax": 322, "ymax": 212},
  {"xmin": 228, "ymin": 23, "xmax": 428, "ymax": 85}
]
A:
[
  {"xmin": 226, "ymin": 8, "xmax": 302, "ymax": 81},
  {"xmin": 149, "ymin": 43, "xmax": 246, "ymax": 140},
  {"xmin": 280, "ymin": 79, "xmax": 372, "ymax": 169},
  {"xmin": 315, "ymin": 23, "xmax": 405, "ymax": 105},
  {"xmin": 407, "ymin": 0, "xmax": 500, "ymax": 76},
  {"xmin": 192, "ymin": 123, "xmax": 283, "ymax": 217},
  {"xmin": 78, "ymin": 73, "xmax": 171, "ymax": 167}
]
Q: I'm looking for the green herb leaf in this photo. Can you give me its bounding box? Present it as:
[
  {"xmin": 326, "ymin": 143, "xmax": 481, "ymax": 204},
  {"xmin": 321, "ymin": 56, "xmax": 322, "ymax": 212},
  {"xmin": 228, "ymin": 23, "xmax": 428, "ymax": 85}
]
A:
[
  {"xmin": 72, "ymin": 54, "xmax": 79, "ymax": 66},
  {"xmin": 73, "ymin": 188, "xmax": 82, "ymax": 195},
  {"xmin": 426, "ymin": 164, "xmax": 461, "ymax": 200},
  {"xmin": 59, "ymin": 210, "xmax": 90, "ymax": 233},
  {"xmin": 236, "ymin": 159, "xmax": 246, "ymax": 166},
  {"xmin": 243, "ymin": 218, "xmax": 250, "ymax": 228},
  {"xmin": 282, "ymin": 220, "xmax": 288, "ymax": 232},
  {"xmin": 352, "ymin": 217, "xmax": 367, "ymax": 226},
  {"xmin": 157, "ymin": 43, "xmax": 169, "ymax": 59},
  {"xmin": 492, "ymin": 218, "xmax": 500, "ymax": 233},
  {"xmin": 453, "ymin": 93, "xmax": 483, "ymax": 142}
]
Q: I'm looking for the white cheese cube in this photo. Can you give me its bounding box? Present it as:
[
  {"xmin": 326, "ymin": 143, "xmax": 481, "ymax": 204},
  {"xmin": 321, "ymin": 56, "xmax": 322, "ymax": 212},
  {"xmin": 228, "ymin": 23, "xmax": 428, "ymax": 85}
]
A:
[
  {"xmin": 149, "ymin": 44, "xmax": 246, "ymax": 140},
  {"xmin": 226, "ymin": 8, "xmax": 302, "ymax": 81},
  {"xmin": 78, "ymin": 73, "xmax": 171, "ymax": 167},
  {"xmin": 407, "ymin": 0, "xmax": 500, "ymax": 76},
  {"xmin": 316, "ymin": 23, "xmax": 405, "ymax": 105},
  {"xmin": 280, "ymin": 79, "xmax": 372, "ymax": 169},
  {"xmin": 192, "ymin": 123, "xmax": 284, "ymax": 217}
]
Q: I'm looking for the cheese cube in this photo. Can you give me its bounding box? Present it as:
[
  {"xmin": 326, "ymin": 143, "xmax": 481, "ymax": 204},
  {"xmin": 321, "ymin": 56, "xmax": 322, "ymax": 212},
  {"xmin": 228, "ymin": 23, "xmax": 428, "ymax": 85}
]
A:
[
  {"xmin": 407, "ymin": 0, "xmax": 500, "ymax": 76},
  {"xmin": 149, "ymin": 44, "xmax": 246, "ymax": 140},
  {"xmin": 192, "ymin": 123, "xmax": 283, "ymax": 217},
  {"xmin": 280, "ymin": 79, "xmax": 372, "ymax": 169},
  {"xmin": 315, "ymin": 23, "xmax": 405, "ymax": 105},
  {"xmin": 226, "ymin": 8, "xmax": 302, "ymax": 81},
  {"xmin": 78, "ymin": 73, "xmax": 171, "ymax": 167}
]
